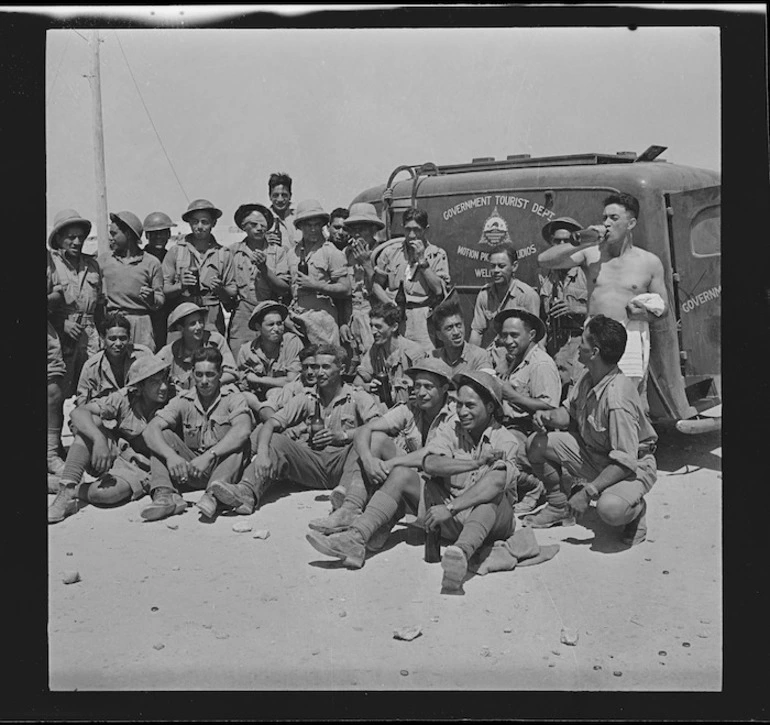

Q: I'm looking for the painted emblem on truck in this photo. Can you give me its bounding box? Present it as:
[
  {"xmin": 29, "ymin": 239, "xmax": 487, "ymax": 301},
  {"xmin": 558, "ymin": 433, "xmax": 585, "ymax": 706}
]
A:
[{"xmin": 477, "ymin": 207, "xmax": 512, "ymax": 248}]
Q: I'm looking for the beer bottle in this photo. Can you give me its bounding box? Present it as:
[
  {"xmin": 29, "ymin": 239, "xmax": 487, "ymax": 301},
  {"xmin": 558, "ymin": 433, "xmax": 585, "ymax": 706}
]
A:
[
  {"xmin": 424, "ymin": 524, "xmax": 441, "ymax": 563},
  {"xmin": 297, "ymin": 247, "xmax": 309, "ymax": 277},
  {"xmin": 395, "ymin": 280, "xmax": 407, "ymax": 316},
  {"xmin": 309, "ymin": 391, "xmax": 324, "ymax": 445},
  {"xmin": 570, "ymin": 228, "xmax": 607, "ymax": 245}
]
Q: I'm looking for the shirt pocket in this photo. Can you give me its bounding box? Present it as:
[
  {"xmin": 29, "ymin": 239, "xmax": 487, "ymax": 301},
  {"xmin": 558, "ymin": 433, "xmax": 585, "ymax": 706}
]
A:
[
  {"xmin": 182, "ymin": 420, "xmax": 203, "ymax": 450},
  {"xmin": 85, "ymin": 271, "xmax": 101, "ymax": 289},
  {"xmin": 209, "ymin": 410, "xmax": 232, "ymax": 442},
  {"xmin": 339, "ymin": 412, "xmax": 357, "ymax": 432}
]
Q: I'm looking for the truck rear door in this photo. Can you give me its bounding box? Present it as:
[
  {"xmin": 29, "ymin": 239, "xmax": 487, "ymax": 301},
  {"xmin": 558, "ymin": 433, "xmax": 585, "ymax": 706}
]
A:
[{"xmin": 666, "ymin": 186, "xmax": 721, "ymax": 401}]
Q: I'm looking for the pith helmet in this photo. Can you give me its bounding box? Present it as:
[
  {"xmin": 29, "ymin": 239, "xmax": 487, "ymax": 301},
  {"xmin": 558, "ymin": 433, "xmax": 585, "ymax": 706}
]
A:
[
  {"xmin": 109, "ymin": 211, "xmax": 143, "ymax": 241},
  {"xmin": 182, "ymin": 199, "xmax": 223, "ymax": 223},
  {"xmin": 48, "ymin": 209, "xmax": 92, "ymax": 249},
  {"xmin": 126, "ymin": 355, "xmax": 171, "ymax": 388},
  {"xmin": 143, "ymin": 211, "xmax": 177, "ymax": 233},
  {"xmin": 344, "ymin": 202, "xmax": 385, "ymax": 230},
  {"xmin": 293, "ymin": 199, "xmax": 329, "ymax": 227}
]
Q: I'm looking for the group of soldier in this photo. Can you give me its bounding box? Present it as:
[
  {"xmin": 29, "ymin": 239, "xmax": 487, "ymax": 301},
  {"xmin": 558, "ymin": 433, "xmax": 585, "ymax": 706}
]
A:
[{"xmin": 46, "ymin": 171, "xmax": 667, "ymax": 594}]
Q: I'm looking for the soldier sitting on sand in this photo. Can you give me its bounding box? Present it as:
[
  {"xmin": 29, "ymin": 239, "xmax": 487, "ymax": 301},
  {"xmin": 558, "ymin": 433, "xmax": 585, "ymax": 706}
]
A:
[{"xmin": 306, "ymin": 371, "xmax": 520, "ymax": 596}]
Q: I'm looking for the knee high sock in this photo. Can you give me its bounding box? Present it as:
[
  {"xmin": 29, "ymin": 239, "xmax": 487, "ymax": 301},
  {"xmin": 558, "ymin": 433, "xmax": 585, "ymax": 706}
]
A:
[
  {"xmin": 454, "ymin": 502, "xmax": 498, "ymax": 561},
  {"xmin": 351, "ymin": 489, "xmax": 399, "ymax": 542},
  {"xmin": 47, "ymin": 428, "xmax": 63, "ymax": 462},
  {"xmin": 542, "ymin": 460, "xmax": 568, "ymax": 509},
  {"xmin": 60, "ymin": 438, "xmax": 90, "ymax": 487},
  {"xmin": 342, "ymin": 468, "xmax": 368, "ymax": 512}
]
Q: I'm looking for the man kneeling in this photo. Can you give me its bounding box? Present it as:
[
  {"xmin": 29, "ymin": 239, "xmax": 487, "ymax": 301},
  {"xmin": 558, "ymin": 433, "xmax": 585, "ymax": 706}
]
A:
[
  {"xmin": 306, "ymin": 371, "xmax": 519, "ymax": 595},
  {"xmin": 523, "ymin": 315, "xmax": 657, "ymax": 546}
]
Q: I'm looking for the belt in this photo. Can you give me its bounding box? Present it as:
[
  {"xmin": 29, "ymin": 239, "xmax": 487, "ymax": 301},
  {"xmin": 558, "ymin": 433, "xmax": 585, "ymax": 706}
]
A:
[{"xmin": 66, "ymin": 312, "xmax": 95, "ymax": 323}]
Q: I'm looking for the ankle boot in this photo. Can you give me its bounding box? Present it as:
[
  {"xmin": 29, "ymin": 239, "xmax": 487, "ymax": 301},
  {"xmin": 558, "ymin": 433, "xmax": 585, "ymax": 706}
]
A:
[
  {"xmin": 308, "ymin": 504, "xmax": 361, "ymax": 534},
  {"xmin": 208, "ymin": 480, "xmax": 255, "ymax": 515},
  {"xmin": 48, "ymin": 484, "xmax": 80, "ymax": 524},
  {"xmin": 141, "ymin": 487, "xmax": 180, "ymax": 522}
]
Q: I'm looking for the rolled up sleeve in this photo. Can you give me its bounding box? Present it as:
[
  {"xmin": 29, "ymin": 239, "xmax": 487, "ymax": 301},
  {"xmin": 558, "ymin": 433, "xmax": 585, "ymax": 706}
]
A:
[
  {"xmin": 529, "ymin": 361, "xmax": 562, "ymax": 407},
  {"xmin": 378, "ymin": 404, "xmax": 411, "ymax": 435},
  {"xmin": 607, "ymin": 406, "xmax": 640, "ymax": 474},
  {"xmin": 155, "ymin": 397, "xmax": 183, "ymax": 429},
  {"xmin": 271, "ymin": 394, "xmax": 310, "ymax": 431},
  {"xmin": 471, "ymin": 291, "xmax": 488, "ymax": 335}
]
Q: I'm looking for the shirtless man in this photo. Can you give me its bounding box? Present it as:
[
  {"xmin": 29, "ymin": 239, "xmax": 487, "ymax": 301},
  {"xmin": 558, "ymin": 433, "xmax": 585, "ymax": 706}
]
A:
[{"xmin": 537, "ymin": 192, "xmax": 668, "ymax": 399}]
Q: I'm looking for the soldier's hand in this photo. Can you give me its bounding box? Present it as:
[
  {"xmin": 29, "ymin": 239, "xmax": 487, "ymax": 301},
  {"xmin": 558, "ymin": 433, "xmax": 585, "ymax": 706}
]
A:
[
  {"xmin": 339, "ymin": 324, "xmax": 353, "ymax": 345},
  {"xmin": 425, "ymin": 503, "xmax": 452, "ymax": 531},
  {"xmin": 168, "ymin": 455, "xmax": 191, "ymax": 486},
  {"xmin": 139, "ymin": 285, "xmax": 154, "ymax": 302},
  {"xmin": 253, "ymin": 249, "xmax": 267, "ymax": 268},
  {"xmin": 588, "ymin": 225, "xmax": 609, "ymax": 244},
  {"xmin": 90, "ymin": 437, "xmax": 114, "ymax": 475},
  {"xmin": 253, "ymin": 452, "xmax": 274, "ymax": 483},
  {"xmin": 477, "ymin": 447, "xmax": 505, "ymax": 467},
  {"xmin": 310, "ymin": 428, "xmax": 334, "ymax": 450},
  {"xmin": 567, "ymin": 487, "xmax": 591, "ymax": 517},
  {"xmin": 350, "ymin": 239, "xmax": 371, "ymax": 265},
  {"xmin": 363, "ymin": 456, "xmax": 391, "ymax": 486},
  {"xmin": 295, "ymin": 271, "xmax": 317, "ymax": 291},
  {"xmin": 625, "ymin": 299, "xmax": 649, "ymax": 321},
  {"xmin": 181, "ymin": 270, "xmax": 198, "ymax": 287},
  {"xmin": 188, "ymin": 451, "xmax": 215, "ymax": 479},
  {"xmin": 63, "ymin": 319, "xmax": 83, "ymax": 340},
  {"xmin": 549, "ymin": 299, "xmax": 571, "ymax": 318},
  {"xmin": 266, "ymin": 230, "xmax": 282, "ymax": 246},
  {"xmin": 532, "ymin": 410, "xmax": 550, "ymax": 432}
]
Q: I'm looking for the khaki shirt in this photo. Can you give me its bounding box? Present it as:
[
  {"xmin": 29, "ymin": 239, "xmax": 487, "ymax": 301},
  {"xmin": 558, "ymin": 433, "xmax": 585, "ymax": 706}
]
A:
[
  {"xmin": 431, "ymin": 341, "xmax": 494, "ymax": 376},
  {"xmin": 287, "ymin": 239, "xmax": 348, "ymax": 318},
  {"xmin": 92, "ymin": 389, "xmax": 154, "ymax": 442},
  {"xmin": 425, "ymin": 418, "xmax": 521, "ymax": 496},
  {"xmin": 155, "ymin": 384, "xmax": 253, "ymax": 455},
  {"xmin": 271, "ymin": 207, "xmax": 303, "ymax": 251},
  {"xmin": 272, "ymin": 383, "xmax": 380, "ymax": 444},
  {"xmin": 156, "ymin": 331, "xmax": 238, "ymax": 392},
  {"xmin": 231, "ymin": 238, "xmax": 290, "ymax": 306},
  {"xmin": 539, "ymin": 267, "xmax": 588, "ymax": 318},
  {"xmin": 162, "ymin": 236, "xmax": 237, "ymax": 310},
  {"xmin": 76, "ymin": 344, "xmax": 153, "ymax": 407},
  {"xmin": 236, "ymin": 332, "xmax": 303, "ymax": 391},
  {"xmin": 374, "ymin": 240, "xmax": 450, "ymax": 306},
  {"xmin": 471, "ymin": 277, "xmax": 540, "ymax": 337},
  {"xmin": 566, "ymin": 366, "xmax": 658, "ymax": 476},
  {"xmin": 50, "ymin": 251, "xmax": 102, "ymax": 320},
  {"xmin": 493, "ymin": 343, "xmax": 561, "ymax": 426},
  {"xmin": 357, "ymin": 336, "xmax": 427, "ymax": 405},
  {"xmin": 379, "ymin": 401, "xmax": 455, "ymax": 453}
]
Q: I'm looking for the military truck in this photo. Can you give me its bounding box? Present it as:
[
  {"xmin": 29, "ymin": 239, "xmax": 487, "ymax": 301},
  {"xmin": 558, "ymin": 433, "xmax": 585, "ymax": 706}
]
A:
[{"xmin": 351, "ymin": 145, "xmax": 721, "ymax": 434}]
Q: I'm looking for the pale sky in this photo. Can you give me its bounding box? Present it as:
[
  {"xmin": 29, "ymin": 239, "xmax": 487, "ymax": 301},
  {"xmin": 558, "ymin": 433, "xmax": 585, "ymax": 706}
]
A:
[{"xmin": 46, "ymin": 26, "xmax": 720, "ymax": 236}]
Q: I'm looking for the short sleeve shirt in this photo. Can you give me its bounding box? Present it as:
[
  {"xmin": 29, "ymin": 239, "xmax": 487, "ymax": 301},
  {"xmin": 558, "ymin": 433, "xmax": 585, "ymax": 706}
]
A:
[
  {"xmin": 357, "ymin": 336, "xmax": 428, "ymax": 405},
  {"xmin": 156, "ymin": 331, "xmax": 237, "ymax": 392},
  {"xmin": 76, "ymin": 344, "xmax": 153, "ymax": 407},
  {"xmin": 425, "ymin": 418, "xmax": 521, "ymax": 496},
  {"xmin": 162, "ymin": 236, "xmax": 236, "ymax": 308},
  {"xmin": 567, "ymin": 366, "xmax": 658, "ymax": 475},
  {"xmin": 287, "ymin": 239, "xmax": 348, "ymax": 316},
  {"xmin": 539, "ymin": 267, "xmax": 588, "ymax": 317},
  {"xmin": 494, "ymin": 343, "xmax": 561, "ymax": 425},
  {"xmin": 50, "ymin": 251, "xmax": 102, "ymax": 319},
  {"xmin": 91, "ymin": 389, "xmax": 153, "ymax": 441},
  {"xmin": 155, "ymin": 383, "xmax": 253, "ymax": 455},
  {"xmin": 379, "ymin": 402, "xmax": 455, "ymax": 453},
  {"xmin": 432, "ymin": 341, "xmax": 495, "ymax": 376},
  {"xmin": 374, "ymin": 240, "xmax": 450, "ymax": 305},
  {"xmin": 231, "ymin": 238, "xmax": 290, "ymax": 305},
  {"xmin": 471, "ymin": 278, "xmax": 540, "ymax": 336},
  {"xmin": 236, "ymin": 332, "xmax": 303, "ymax": 382},
  {"xmin": 271, "ymin": 383, "xmax": 380, "ymax": 444}
]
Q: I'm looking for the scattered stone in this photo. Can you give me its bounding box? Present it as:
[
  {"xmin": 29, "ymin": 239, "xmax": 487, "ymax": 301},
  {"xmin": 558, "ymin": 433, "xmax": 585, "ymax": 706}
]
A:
[
  {"xmin": 232, "ymin": 521, "xmax": 253, "ymax": 533},
  {"xmin": 560, "ymin": 628, "xmax": 579, "ymax": 646},
  {"xmin": 166, "ymin": 522, "xmax": 179, "ymax": 530},
  {"xmin": 312, "ymin": 650, "xmax": 320, "ymax": 656},
  {"xmin": 253, "ymin": 529, "xmax": 270, "ymax": 540},
  {"xmin": 663, "ymin": 515, "xmax": 670, "ymax": 520},
  {"xmin": 593, "ymin": 665, "xmax": 602, "ymax": 671},
  {"xmin": 697, "ymin": 633, "xmax": 708, "ymax": 639},
  {"xmin": 613, "ymin": 671, "xmax": 622, "ymax": 677},
  {"xmin": 550, "ymin": 650, "xmax": 561, "ymax": 656},
  {"xmin": 66, "ymin": 552, "xmax": 73, "ymax": 556},
  {"xmin": 202, "ymin": 624, "xmax": 212, "ymax": 629},
  {"xmin": 151, "ymin": 606, "xmax": 159, "ymax": 612},
  {"xmin": 682, "ymin": 642, "xmax": 691, "ymax": 648},
  {"xmin": 548, "ymin": 663, "xmax": 555, "ymax": 668},
  {"xmin": 172, "ymin": 566, "xmax": 180, "ymax": 571},
  {"xmin": 480, "ymin": 648, "xmax": 492, "ymax": 658},
  {"xmin": 400, "ymin": 670, "xmax": 409, "ymax": 676},
  {"xmin": 339, "ymin": 611, "xmax": 347, "ymax": 618},
  {"xmin": 647, "ymin": 539, "xmax": 655, "ymax": 543},
  {"xmin": 662, "ymin": 570, "xmax": 670, "ymax": 575},
  {"xmin": 393, "ymin": 625, "xmax": 422, "ymax": 641},
  {"xmin": 62, "ymin": 570, "xmax": 80, "ymax": 585},
  {"xmin": 503, "ymin": 627, "xmax": 512, "ymax": 634},
  {"xmin": 215, "ymin": 633, "xmax": 229, "ymax": 640},
  {"xmin": 658, "ymin": 651, "xmax": 667, "ymax": 656},
  {"xmin": 644, "ymin": 558, "xmax": 652, "ymax": 562},
  {"xmin": 431, "ymin": 616, "xmax": 440, "ymax": 623},
  {"xmin": 153, "ymin": 643, "xmax": 165, "ymax": 651},
  {"xmin": 700, "ymin": 619, "xmax": 711, "ymax": 624}
]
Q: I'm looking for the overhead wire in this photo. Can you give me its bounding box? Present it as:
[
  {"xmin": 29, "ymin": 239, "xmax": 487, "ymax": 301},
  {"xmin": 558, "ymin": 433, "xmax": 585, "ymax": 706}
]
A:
[
  {"xmin": 47, "ymin": 32, "xmax": 72, "ymax": 105},
  {"xmin": 112, "ymin": 32, "xmax": 190, "ymax": 204}
]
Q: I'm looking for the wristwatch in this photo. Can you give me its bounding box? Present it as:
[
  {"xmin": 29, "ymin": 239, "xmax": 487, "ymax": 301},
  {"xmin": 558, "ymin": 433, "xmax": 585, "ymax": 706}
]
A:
[{"xmin": 445, "ymin": 501, "xmax": 457, "ymax": 517}]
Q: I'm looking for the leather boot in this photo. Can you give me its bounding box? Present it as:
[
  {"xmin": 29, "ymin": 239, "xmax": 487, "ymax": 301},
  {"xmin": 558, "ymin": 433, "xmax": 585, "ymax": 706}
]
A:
[
  {"xmin": 308, "ymin": 504, "xmax": 361, "ymax": 534},
  {"xmin": 305, "ymin": 529, "xmax": 367, "ymax": 569},
  {"xmin": 141, "ymin": 487, "xmax": 180, "ymax": 522},
  {"xmin": 208, "ymin": 480, "xmax": 255, "ymax": 515},
  {"xmin": 48, "ymin": 484, "xmax": 81, "ymax": 524}
]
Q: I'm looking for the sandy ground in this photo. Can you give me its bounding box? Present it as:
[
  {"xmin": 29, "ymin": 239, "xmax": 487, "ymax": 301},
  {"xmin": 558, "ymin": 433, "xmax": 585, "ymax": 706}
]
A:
[{"xmin": 48, "ymin": 419, "xmax": 721, "ymax": 692}]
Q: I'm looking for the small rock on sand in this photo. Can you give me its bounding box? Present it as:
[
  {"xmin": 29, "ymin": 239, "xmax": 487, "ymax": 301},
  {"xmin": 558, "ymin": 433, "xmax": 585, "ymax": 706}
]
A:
[
  {"xmin": 503, "ymin": 627, "xmax": 512, "ymax": 634},
  {"xmin": 232, "ymin": 521, "xmax": 253, "ymax": 533},
  {"xmin": 62, "ymin": 570, "xmax": 80, "ymax": 585},
  {"xmin": 560, "ymin": 628, "xmax": 579, "ymax": 646},
  {"xmin": 393, "ymin": 625, "xmax": 422, "ymax": 641},
  {"xmin": 253, "ymin": 530, "xmax": 270, "ymax": 539},
  {"xmin": 153, "ymin": 643, "xmax": 165, "ymax": 651},
  {"xmin": 613, "ymin": 671, "xmax": 623, "ymax": 677},
  {"xmin": 166, "ymin": 522, "xmax": 179, "ymax": 530},
  {"xmin": 400, "ymin": 670, "xmax": 409, "ymax": 676}
]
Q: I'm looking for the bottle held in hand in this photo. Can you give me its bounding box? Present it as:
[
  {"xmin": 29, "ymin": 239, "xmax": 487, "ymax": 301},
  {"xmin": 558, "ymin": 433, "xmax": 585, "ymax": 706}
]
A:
[
  {"xmin": 570, "ymin": 227, "xmax": 607, "ymax": 245},
  {"xmin": 395, "ymin": 280, "xmax": 407, "ymax": 317},
  {"xmin": 309, "ymin": 393, "xmax": 324, "ymax": 445}
]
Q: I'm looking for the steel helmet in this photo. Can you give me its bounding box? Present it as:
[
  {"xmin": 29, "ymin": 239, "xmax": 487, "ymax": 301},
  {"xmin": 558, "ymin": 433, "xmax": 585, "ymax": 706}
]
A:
[
  {"xmin": 182, "ymin": 199, "xmax": 223, "ymax": 223},
  {"xmin": 109, "ymin": 211, "xmax": 144, "ymax": 242},
  {"xmin": 143, "ymin": 211, "xmax": 177, "ymax": 233}
]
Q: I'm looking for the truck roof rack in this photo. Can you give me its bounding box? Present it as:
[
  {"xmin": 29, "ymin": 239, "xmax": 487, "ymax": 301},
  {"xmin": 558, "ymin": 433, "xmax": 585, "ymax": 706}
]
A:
[{"xmin": 419, "ymin": 151, "xmax": 644, "ymax": 176}]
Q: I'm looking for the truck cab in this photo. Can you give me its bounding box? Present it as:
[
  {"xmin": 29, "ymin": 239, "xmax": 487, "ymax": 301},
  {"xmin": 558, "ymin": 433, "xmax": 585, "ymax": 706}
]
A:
[{"xmin": 350, "ymin": 147, "xmax": 721, "ymax": 433}]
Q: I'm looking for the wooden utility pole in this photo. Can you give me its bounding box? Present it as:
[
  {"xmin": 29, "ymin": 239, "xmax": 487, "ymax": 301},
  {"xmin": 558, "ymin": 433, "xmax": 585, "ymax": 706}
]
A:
[{"xmin": 88, "ymin": 30, "xmax": 109, "ymax": 256}]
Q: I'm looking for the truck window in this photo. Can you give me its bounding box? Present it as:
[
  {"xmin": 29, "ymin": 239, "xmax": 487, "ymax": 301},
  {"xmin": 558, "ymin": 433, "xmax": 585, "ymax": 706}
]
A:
[{"xmin": 690, "ymin": 206, "xmax": 720, "ymax": 258}]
